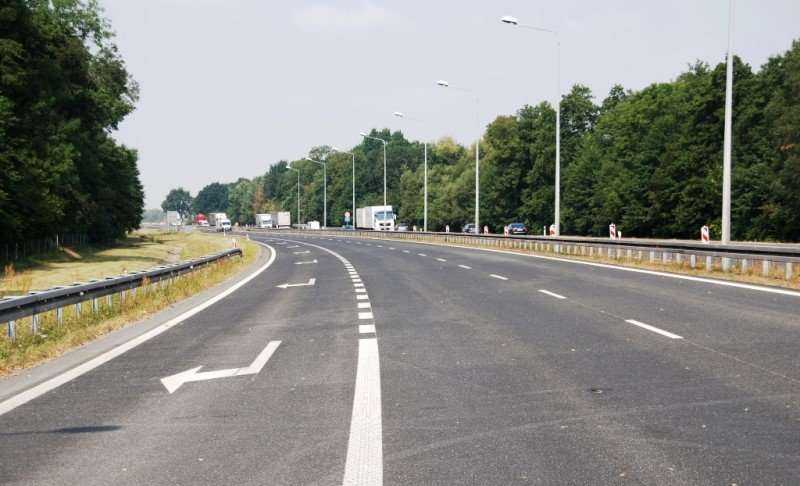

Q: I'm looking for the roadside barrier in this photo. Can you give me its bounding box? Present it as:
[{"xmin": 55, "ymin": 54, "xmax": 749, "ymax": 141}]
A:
[{"xmin": 1, "ymin": 248, "xmax": 243, "ymax": 342}]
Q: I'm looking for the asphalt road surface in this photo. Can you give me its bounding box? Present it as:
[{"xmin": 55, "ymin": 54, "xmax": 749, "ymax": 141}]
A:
[{"xmin": 1, "ymin": 231, "xmax": 799, "ymax": 485}]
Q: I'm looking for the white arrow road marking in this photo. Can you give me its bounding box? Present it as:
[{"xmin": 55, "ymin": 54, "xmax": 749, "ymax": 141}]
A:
[
  {"xmin": 161, "ymin": 340, "xmax": 282, "ymax": 394},
  {"xmin": 293, "ymin": 250, "xmax": 310, "ymax": 255},
  {"xmin": 295, "ymin": 259, "xmax": 318, "ymax": 265},
  {"xmin": 276, "ymin": 278, "xmax": 316, "ymax": 289}
]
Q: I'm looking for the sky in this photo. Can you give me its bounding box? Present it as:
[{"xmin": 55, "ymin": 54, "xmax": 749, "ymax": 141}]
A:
[{"xmin": 100, "ymin": 0, "xmax": 800, "ymax": 208}]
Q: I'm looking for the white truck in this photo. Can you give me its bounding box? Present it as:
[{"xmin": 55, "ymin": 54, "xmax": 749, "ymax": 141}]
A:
[
  {"xmin": 208, "ymin": 212, "xmax": 231, "ymax": 232},
  {"xmin": 255, "ymin": 213, "xmax": 273, "ymax": 228},
  {"xmin": 356, "ymin": 205, "xmax": 395, "ymax": 231},
  {"xmin": 270, "ymin": 211, "xmax": 291, "ymax": 228},
  {"xmin": 166, "ymin": 211, "xmax": 182, "ymax": 227}
]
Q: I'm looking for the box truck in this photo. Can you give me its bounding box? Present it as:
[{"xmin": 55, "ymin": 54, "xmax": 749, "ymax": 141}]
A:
[
  {"xmin": 208, "ymin": 212, "xmax": 231, "ymax": 231},
  {"xmin": 255, "ymin": 213, "xmax": 273, "ymax": 228},
  {"xmin": 356, "ymin": 205, "xmax": 395, "ymax": 231},
  {"xmin": 270, "ymin": 211, "xmax": 291, "ymax": 228}
]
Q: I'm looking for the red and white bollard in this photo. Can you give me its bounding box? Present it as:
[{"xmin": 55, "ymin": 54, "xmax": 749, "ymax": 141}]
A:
[
  {"xmin": 701, "ymin": 225, "xmax": 710, "ymax": 243},
  {"xmin": 609, "ymin": 223, "xmax": 617, "ymax": 240}
]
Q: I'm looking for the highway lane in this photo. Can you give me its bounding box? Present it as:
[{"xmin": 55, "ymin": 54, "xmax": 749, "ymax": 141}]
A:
[
  {"xmin": 0, "ymin": 241, "xmax": 366, "ymax": 485},
  {"xmin": 288, "ymin": 233, "xmax": 800, "ymax": 485},
  {"xmin": 1, "ymin": 231, "xmax": 798, "ymax": 485}
]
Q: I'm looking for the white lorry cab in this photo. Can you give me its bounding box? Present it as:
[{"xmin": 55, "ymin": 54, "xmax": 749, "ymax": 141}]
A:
[
  {"xmin": 255, "ymin": 213, "xmax": 273, "ymax": 228},
  {"xmin": 356, "ymin": 205, "xmax": 396, "ymax": 231}
]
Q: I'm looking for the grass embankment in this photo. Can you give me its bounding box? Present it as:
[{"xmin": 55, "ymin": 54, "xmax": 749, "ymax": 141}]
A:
[{"xmin": 0, "ymin": 230, "xmax": 260, "ymax": 376}]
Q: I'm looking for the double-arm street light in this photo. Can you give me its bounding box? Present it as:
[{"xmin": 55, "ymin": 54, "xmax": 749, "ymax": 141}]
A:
[
  {"xmin": 500, "ymin": 15, "xmax": 562, "ymax": 235},
  {"xmin": 332, "ymin": 146, "xmax": 356, "ymax": 226},
  {"xmin": 287, "ymin": 166, "xmax": 300, "ymax": 226},
  {"xmin": 392, "ymin": 111, "xmax": 428, "ymax": 231},
  {"xmin": 360, "ymin": 132, "xmax": 388, "ymax": 206},
  {"xmin": 304, "ymin": 156, "xmax": 327, "ymax": 228},
  {"xmin": 436, "ymin": 79, "xmax": 480, "ymax": 233}
]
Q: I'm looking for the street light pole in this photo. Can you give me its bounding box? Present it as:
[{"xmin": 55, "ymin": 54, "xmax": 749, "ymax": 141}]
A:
[
  {"xmin": 437, "ymin": 80, "xmax": 480, "ymax": 233},
  {"xmin": 393, "ymin": 111, "xmax": 428, "ymax": 231},
  {"xmin": 360, "ymin": 132, "xmax": 389, "ymax": 207},
  {"xmin": 287, "ymin": 166, "xmax": 300, "ymax": 226},
  {"xmin": 722, "ymin": 0, "xmax": 735, "ymax": 244},
  {"xmin": 501, "ymin": 15, "xmax": 561, "ymax": 235},
  {"xmin": 305, "ymin": 157, "xmax": 327, "ymax": 228},
  {"xmin": 333, "ymin": 147, "xmax": 356, "ymax": 226}
]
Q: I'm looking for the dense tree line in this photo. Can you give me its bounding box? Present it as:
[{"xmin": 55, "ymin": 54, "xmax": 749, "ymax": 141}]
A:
[
  {"xmin": 0, "ymin": 0, "xmax": 143, "ymax": 245},
  {"xmin": 165, "ymin": 40, "xmax": 800, "ymax": 241}
]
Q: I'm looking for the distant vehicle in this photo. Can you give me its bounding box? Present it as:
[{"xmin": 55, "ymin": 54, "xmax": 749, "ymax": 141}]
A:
[
  {"xmin": 357, "ymin": 205, "xmax": 395, "ymax": 231},
  {"xmin": 166, "ymin": 211, "xmax": 182, "ymax": 227},
  {"xmin": 218, "ymin": 219, "xmax": 232, "ymax": 232},
  {"xmin": 255, "ymin": 213, "xmax": 273, "ymax": 228},
  {"xmin": 307, "ymin": 221, "xmax": 321, "ymax": 230},
  {"xmin": 208, "ymin": 212, "xmax": 228, "ymax": 227},
  {"xmin": 508, "ymin": 222, "xmax": 527, "ymax": 235},
  {"xmin": 194, "ymin": 213, "xmax": 207, "ymax": 225},
  {"xmin": 462, "ymin": 223, "xmax": 478, "ymax": 234},
  {"xmin": 270, "ymin": 211, "xmax": 291, "ymax": 228},
  {"xmin": 198, "ymin": 220, "xmax": 209, "ymax": 227},
  {"xmin": 396, "ymin": 223, "xmax": 409, "ymax": 232}
]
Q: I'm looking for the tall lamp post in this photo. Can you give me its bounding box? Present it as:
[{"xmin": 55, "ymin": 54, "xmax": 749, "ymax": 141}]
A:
[
  {"xmin": 500, "ymin": 15, "xmax": 561, "ymax": 235},
  {"xmin": 721, "ymin": 0, "xmax": 735, "ymax": 244},
  {"xmin": 392, "ymin": 111, "xmax": 428, "ymax": 232},
  {"xmin": 287, "ymin": 166, "xmax": 300, "ymax": 226},
  {"xmin": 305, "ymin": 157, "xmax": 327, "ymax": 228},
  {"xmin": 360, "ymin": 132, "xmax": 389, "ymax": 206},
  {"xmin": 436, "ymin": 80, "xmax": 480, "ymax": 233},
  {"xmin": 332, "ymin": 146, "xmax": 356, "ymax": 227}
]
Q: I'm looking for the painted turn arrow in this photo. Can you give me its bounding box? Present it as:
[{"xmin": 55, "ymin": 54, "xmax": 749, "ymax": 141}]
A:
[
  {"xmin": 294, "ymin": 259, "xmax": 318, "ymax": 265},
  {"xmin": 161, "ymin": 340, "xmax": 281, "ymax": 393},
  {"xmin": 276, "ymin": 278, "xmax": 316, "ymax": 289}
]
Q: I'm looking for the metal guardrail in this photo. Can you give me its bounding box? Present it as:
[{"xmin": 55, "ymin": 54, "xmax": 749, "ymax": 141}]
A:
[
  {"xmin": 246, "ymin": 228, "xmax": 799, "ymax": 282},
  {"xmin": 1, "ymin": 248, "xmax": 243, "ymax": 341}
]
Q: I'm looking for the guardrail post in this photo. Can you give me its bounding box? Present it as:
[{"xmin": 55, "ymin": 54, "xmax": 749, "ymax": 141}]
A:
[
  {"xmin": 7, "ymin": 320, "xmax": 16, "ymax": 341},
  {"xmin": 740, "ymin": 259, "xmax": 748, "ymax": 274},
  {"xmin": 92, "ymin": 297, "xmax": 98, "ymax": 314},
  {"xmin": 56, "ymin": 307, "xmax": 63, "ymax": 326},
  {"xmin": 662, "ymin": 252, "xmax": 669, "ymax": 264},
  {"xmin": 786, "ymin": 262, "xmax": 793, "ymax": 281},
  {"xmin": 706, "ymin": 256, "xmax": 713, "ymax": 271},
  {"xmin": 32, "ymin": 313, "xmax": 39, "ymax": 334},
  {"xmin": 762, "ymin": 260, "xmax": 770, "ymax": 277},
  {"xmin": 649, "ymin": 251, "xmax": 655, "ymax": 263},
  {"xmin": 690, "ymin": 254, "xmax": 696, "ymax": 269},
  {"xmin": 676, "ymin": 253, "xmax": 682, "ymax": 265},
  {"xmin": 722, "ymin": 257, "xmax": 731, "ymax": 272},
  {"xmin": 75, "ymin": 302, "xmax": 82, "ymax": 317},
  {"xmin": 107, "ymin": 294, "xmax": 112, "ymax": 307}
]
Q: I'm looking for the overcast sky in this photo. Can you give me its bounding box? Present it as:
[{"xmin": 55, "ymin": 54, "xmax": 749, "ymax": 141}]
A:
[{"xmin": 101, "ymin": 0, "xmax": 800, "ymax": 208}]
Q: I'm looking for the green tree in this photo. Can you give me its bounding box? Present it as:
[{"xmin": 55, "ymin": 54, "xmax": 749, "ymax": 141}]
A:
[
  {"xmin": 161, "ymin": 188, "xmax": 193, "ymax": 219},
  {"xmin": 193, "ymin": 182, "xmax": 229, "ymax": 215}
]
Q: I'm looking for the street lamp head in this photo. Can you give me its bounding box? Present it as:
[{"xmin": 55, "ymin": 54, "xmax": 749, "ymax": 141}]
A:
[
  {"xmin": 436, "ymin": 80, "xmax": 449, "ymax": 87},
  {"xmin": 500, "ymin": 15, "xmax": 519, "ymax": 25},
  {"xmin": 359, "ymin": 131, "xmax": 368, "ymax": 137},
  {"xmin": 304, "ymin": 157, "xmax": 312, "ymax": 161},
  {"xmin": 393, "ymin": 111, "xmax": 404, "ymax": 118}
]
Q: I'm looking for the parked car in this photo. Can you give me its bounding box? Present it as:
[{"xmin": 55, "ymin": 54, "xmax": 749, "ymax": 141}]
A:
[
  {"xmin": 462, "ymin": 223, "xmax": 478, "ymax": 234},
  {"xmin": 396, "ymin": 223, "xmax": 410, "ymax": 232},
  {"xmin": 508, "ymin": 222, "xmax": 527, "ymax": 235}
]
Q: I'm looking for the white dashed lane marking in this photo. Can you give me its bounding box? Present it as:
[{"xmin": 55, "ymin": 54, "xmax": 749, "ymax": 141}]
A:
[
  {"xmin": 626, "ymin": 319, "xmax": 684, "ymax": 340},
  {"xmin": 359, "ymin": 324, "xmax": 376, "ymax": 334},
  {"xmin": 356, "ymin": 294, "xmax": 369, "ymax": 300},
  {"xmin": 358, "ymin": 302, "xmax": 372, "ymax": 309},
  {"xmin": 538, "ymin": 289, "xmax": 566, "ymax": 300},
  {"xmin": 458, "ymin": 264, "xmax": 472, "ymax": 269},
  {"xmin": 490, "ymin": 274, "xmax": 509, "ymax": 281},
  {"xmin": 436, "ymin": 258, "xmax": 447, "ymax": 262},
  {"xmin": 358, "ymin": 311, "xmax": 375, "ymax": 320}
]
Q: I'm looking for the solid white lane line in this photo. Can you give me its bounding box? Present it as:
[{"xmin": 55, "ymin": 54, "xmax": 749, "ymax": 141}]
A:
[
  {"xmin": 359, "ymin": 324, "xmax": 376, "ymax": 334},
  {"xmin": 356, "ymin": 294, "xmax": 369, "ymax": 300},
  {"xmin": 358, "ymin": 302, "xmax": 372, "ymax": 309},
  {"xmin": 625, "ymin": 319, "xmax": 684, "ymax": 340},
  {"xmin": 355, "ymin": 288, "xmax": 367, "ymax": 293},
  {"xmin": 490, "ymin": 274, "xmax": 509, "ymax": 281},
  {"xmin": 458, "ymin": 264, "xmax": 472, "ymax": 269},
  {"xmin": 358, "ymin": 312, "xmax": 374, "ymax": 320},
  {"xmin": 0, "ymin": 243, "xmax": 279, "ymax": 417},
  {"xmin": 436, "ymin": 258, "xmax": 447, "ymax": 262},
  {"xmin": 342, "ymin": 337, "xmax": 382, "ymax": 485},
  {"xmin": 538, "ymin": 289, "xmax": 566, "ymax": 300}
]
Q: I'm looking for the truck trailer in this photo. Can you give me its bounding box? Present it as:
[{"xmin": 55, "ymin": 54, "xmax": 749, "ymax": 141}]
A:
[
  {"xmin": 270, "ymin": 211, "xmax": 291, "ymax": 228},
  {"xmin": 356, "ymin": 205, "xmax": 395, "ymax": 231}
]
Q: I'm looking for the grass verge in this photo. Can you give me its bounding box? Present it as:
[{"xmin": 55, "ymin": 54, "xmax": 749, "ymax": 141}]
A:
[{"xmin": 0, "ymin": 234, "xmax": 260, "ymax": 377}]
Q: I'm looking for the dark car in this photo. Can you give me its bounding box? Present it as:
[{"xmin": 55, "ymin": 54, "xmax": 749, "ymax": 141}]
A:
[
  {"xmin": 462, "ymin": 223, "xmax": 478, "ymax": 234},
  {"xmin": 508, "ymin": 222, "xmax": 527, "ymax": 235}
]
